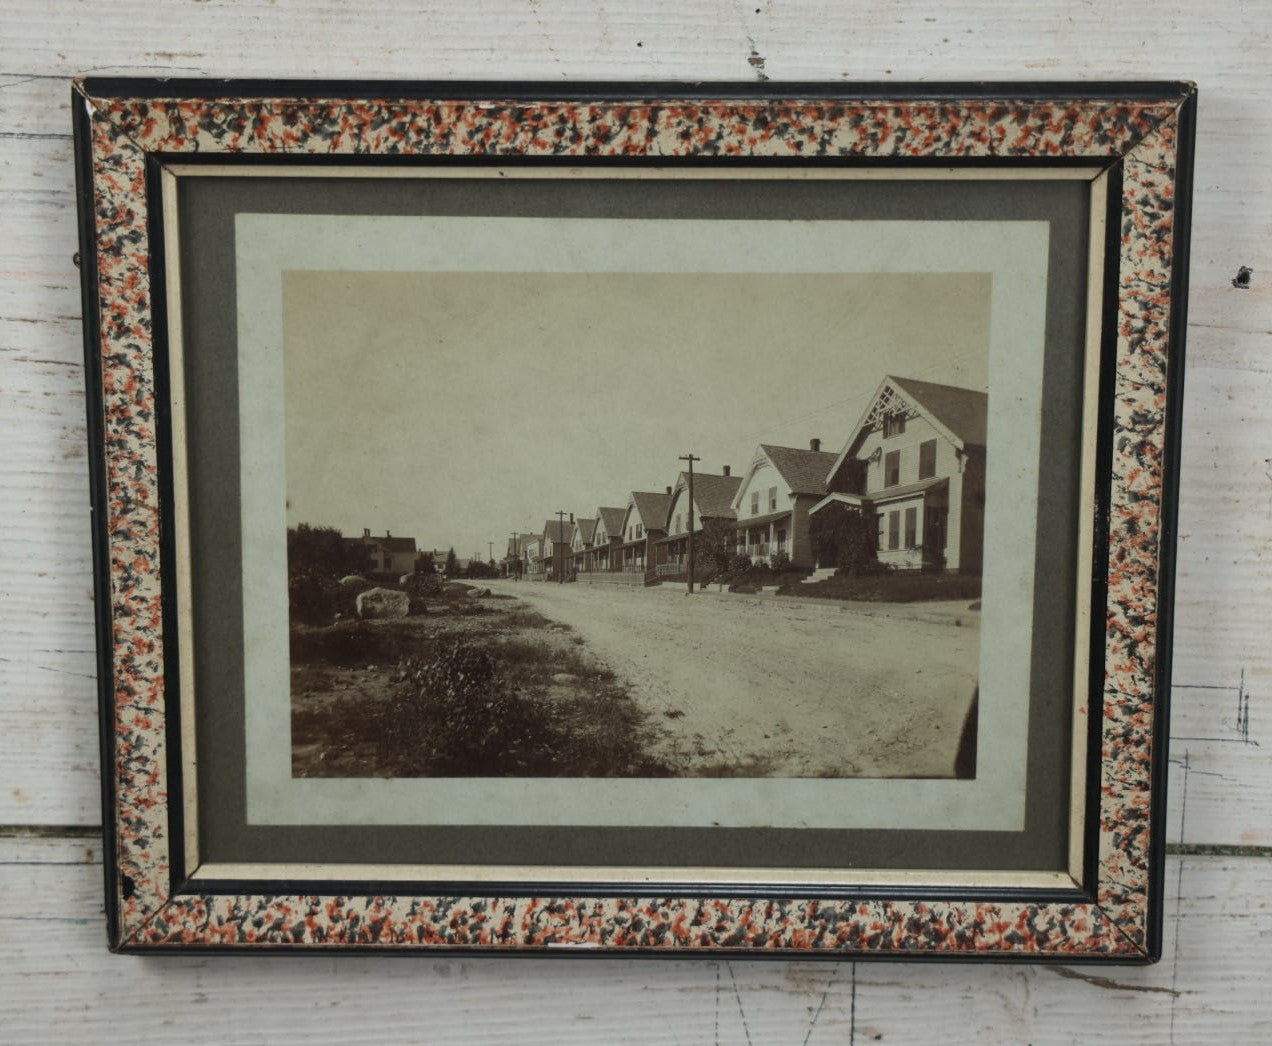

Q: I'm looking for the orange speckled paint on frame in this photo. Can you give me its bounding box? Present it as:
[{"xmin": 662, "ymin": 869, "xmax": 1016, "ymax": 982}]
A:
[{"xmin": 79, "ymin": 82, "xmax": 1191, "ymax": 957}]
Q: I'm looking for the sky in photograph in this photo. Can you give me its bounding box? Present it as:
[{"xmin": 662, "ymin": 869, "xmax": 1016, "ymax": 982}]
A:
[{"xmin": 282, "ymin": 269, "xmax": 991, "ymax": 558}]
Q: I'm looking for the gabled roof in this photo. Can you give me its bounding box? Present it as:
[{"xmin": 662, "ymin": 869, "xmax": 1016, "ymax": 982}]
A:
[
  {"xmin": 574, "ymin": 517, "xmax": 598, "ymax": 544},
  {"xmin": 827, "ymin": 375, "xmax": 989, "ymax": 487},
  {"xmin": 542, "ymin": 519, "xmax": 573, "ymax": 544},
  {"xmin": 623, "ymin": 491, "xmax": 672, "ymax": 535},
  {"xmin": 506, "ymin": 531, "xmax": 537, "ymax": 556},
  {"xmin": 596, "ymin": 506, "xmax": 626, "ymax": 537},
  {"xmin": 759, "ymin": 445, "xmax": 839, "ymax": 496},
  {"xmin": 669, "ymin": 471, "xmax": 742, "ymax": 524},
  {"xmin": 891, "ymin": 376, "xmax": 988, "ymax": 447}
]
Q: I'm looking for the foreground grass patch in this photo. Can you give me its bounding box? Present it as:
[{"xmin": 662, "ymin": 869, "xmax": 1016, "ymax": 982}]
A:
[{"xmin": 291, "ymin": 599, "xmax": 672, "ymax": 778}]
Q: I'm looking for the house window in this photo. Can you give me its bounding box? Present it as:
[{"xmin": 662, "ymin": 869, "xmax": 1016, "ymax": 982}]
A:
[
  {"xmin": 884, "ymin": 450, "xmax": 900, "ymax": 487},
  {"xmin": 751, "ymin": 491, "xmax": 759, "ymax": 515},
  {"xmin": 768, "ymin": 486, "xmax": 777, "ymax": 511},
  {"xmin": 636, "ymin": 524, "xmax": 643, "ymax": 539},
  {"xmin": 776, "ymin": 528, "xmax": 787, "ymax": 552},
  {"xmin": 904, "ymin": 507, "xmax": 917, "ymax": 548},
  {"xmin": 919, "ymin": 439, "xmax": 937, "ymax": 479},
  {"xmin": 888, "ymin": 510, "xmax": 900, "ymax": 550},
  {"xmin": 876, "ymin": 513, "xmax": 886, "ymax": 550},
  {"xmin": 674, "ymin": 513, "xmax": 681, "ymax": 534},
  {"xmin": 883, "ymin": 412, "xmax": 906, "ymax": 438}
]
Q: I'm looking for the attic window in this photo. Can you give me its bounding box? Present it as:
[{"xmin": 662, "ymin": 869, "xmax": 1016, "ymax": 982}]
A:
[{"xmin": 883, "ymin": 412, "xmax": 906, "ymax": 438}]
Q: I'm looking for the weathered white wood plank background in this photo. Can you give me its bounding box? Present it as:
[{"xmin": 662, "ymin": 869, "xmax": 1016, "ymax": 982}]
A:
[{"xmin": 1, "ymin": 1, "xmax": 1269, "ymax": 1041}]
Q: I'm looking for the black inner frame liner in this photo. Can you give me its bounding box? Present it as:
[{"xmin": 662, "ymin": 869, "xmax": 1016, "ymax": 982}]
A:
[{"xmin": 171, "ymin": 169, "xmax": 1095, "ymax": 879}]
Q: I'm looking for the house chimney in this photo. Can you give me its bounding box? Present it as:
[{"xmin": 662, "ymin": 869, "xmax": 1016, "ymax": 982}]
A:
[
  {"xmin": 363, "ymin": 527, "xmax": 370, "ymax": 538},
  {"xmin": 666, "ymin": 485, "xmax": 672, "ymax": 494},
  {"xmin": 386, "ymin": 530, "xmax": 391, "ymax": 538},
  {"xmin": 569, "ymin": 512, "xmax": 574, "ymax": 523},
  {"xmin": 722, "ymin": 464, "xmax": 731, "ymax": 477},
  {"xmin": 810, "ymin": 438, "xmax": 821, "ymax": 452}
]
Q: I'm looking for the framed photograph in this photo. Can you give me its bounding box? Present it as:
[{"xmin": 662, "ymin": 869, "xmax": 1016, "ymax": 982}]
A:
[{"xmin": 74, "ymin": 78, "xmax": 1195, "ymax": 959}]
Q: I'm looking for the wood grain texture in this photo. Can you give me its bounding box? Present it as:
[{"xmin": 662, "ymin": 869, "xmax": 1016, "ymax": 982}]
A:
[
  {"xmin": 1, "ymin": 838, "xmax": 1269, "ymax": 1044},
  {"xmin": 0, "ymin": 0, "xmax": 1270, "ymax": 1038}
]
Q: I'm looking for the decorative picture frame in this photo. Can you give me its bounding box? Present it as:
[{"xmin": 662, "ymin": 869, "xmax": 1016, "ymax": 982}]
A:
[{"xmin": 74, "ymin": 78, "xmax": 1195, "ymax": 958}]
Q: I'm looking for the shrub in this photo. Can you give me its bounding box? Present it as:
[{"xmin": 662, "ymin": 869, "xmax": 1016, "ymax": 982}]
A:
[
  {"xmin": 729, "ymin": 552, "xmax": 753, "ymax": 574},
  {"xmin": 769, "ymin": 549, "xmax": 791, "ymax": 571},
  {"xmin": 696, "ymin": 518, "xmax": 738, "ymax": 579},
  {"xmin": 288, "ymin": 571, "xmax": 342, "ymax": 626},
  {"xmin": 400, "ymin": 570, "xmax": 441, "ymax": 612},
  {"xmin": 809, "ymin": 503, "xmax": 880, "ymax": 576}
]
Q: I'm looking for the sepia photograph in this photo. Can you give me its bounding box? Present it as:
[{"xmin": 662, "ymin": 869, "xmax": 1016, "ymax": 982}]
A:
[{"xmin": 276, "ymin": 214, "xmax": 1003, "ymax": 784}]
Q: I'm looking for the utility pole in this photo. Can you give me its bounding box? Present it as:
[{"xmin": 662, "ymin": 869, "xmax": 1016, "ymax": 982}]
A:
[
  {"xmin": 679, "ymin": 453, "xmax": 700, "ymax": 594},
  {"xmin": 509, "ymin": 531, "xmax": 517, "ymax": 579},
  {"xmin": 555, "ymin": 509, "xmax": 568, "ymax": 584}
]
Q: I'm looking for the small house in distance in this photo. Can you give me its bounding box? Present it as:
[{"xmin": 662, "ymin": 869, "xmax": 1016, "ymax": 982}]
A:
[
  {"xmin": 811, "ymin": 375, "xmax": 988, "ymax": 572},
  {"xmin": 541, "ymin": 516, "xmax": 575, "ymax": 579},
  {"xmin": 616, "ymin": 490, "xmax": 672, "ymax": 573},
  {"xmin": 731, "ymin": 441, "xmax": 838, "ymax": 569},
  {"xmin": 523, "ymin": 535, "xmax": 543, "ymax": 577},
  {"xmin": 503, "ymin": 532, "xmax": 536, "ymax": 577},
  {"xmin": 569, "ymin": 516, "xmax": 598, "ymax": 573},
  {"xmin": 590, "ymin": 507, "xmax": 626, "ymax": 572},
  {"xmin": 344, "ymin": 528, "xmax": 418, "ymax": 576}
]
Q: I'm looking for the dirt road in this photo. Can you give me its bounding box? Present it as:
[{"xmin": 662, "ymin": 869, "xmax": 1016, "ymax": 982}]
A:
[{"xmin": 486, "ymin": 580, "xmax": 979, "ymax": 778}]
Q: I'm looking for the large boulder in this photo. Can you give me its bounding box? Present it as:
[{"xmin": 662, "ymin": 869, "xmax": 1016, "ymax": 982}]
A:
[
  {"xmin": 338, "ymin": 574, "xmax": 370, "ymax": 589},
  {"xmin": 355, "ymin": 587, "xmax": 410, "ymax": 620}
]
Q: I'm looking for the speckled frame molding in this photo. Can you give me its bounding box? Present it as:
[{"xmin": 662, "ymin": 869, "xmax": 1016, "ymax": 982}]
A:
[{"xmin": 72, "ymin": 79, "xmax": 1195, "ymax": 960}]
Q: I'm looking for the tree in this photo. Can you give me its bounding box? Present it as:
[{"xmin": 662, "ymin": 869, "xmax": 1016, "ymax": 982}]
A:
[
  {"xmin": 444, "ymin": 547, "xmax": 459, "ymax": 577},
  {"xmin": 416, "ymin": 551, "xmax": 436, "ymax": 575},
  {"xmin": 697, "ymin": 517, "xmax": 737, "ymax": 580},
  {"xmin": 809, "ymin": 503, "xmax": 878, "ymax": 575},
  {"xmin": 464, "ymin": 558, "xmax": 499, "ymax": 580},
  {"xmin": 287, "ymin": 523, "xmax": 368, "ymax": 580},
  {"xmin": 285, "ymin": 523, "xmax": 370, "ymax": 626}
]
